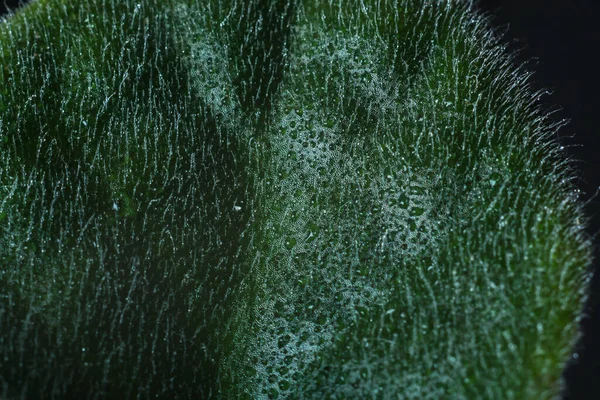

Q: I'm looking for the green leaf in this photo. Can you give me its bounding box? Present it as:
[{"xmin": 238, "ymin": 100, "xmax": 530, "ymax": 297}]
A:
[{"xmin": 0, "ymin": 0, "xmax": 592, "ymax": 398}]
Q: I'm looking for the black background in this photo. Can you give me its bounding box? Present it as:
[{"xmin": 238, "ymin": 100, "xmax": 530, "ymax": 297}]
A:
[{"xmin": 1, "ymin": 0, "xmax": 599, "ymax": 398}]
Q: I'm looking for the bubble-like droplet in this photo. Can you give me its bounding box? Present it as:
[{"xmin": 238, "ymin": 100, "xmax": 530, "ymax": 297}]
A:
[
  {"xmin": 409, "ymin": 207, "xmax": 425, "ymax": 217},
  {"xmin": 278, "ymin": 335, "xmax": 291, "ymax": 349},
  {"xmin": 279, "ymin": 380, "xmax": 291, "ymax": 391},
  {"xmin": 408, "ymin": 219, "xmax": 417, "ymax": 231},
  {"xmin": 297, "ymin": 277, "xmax": 308, "ymax": 287},
  {"xmin": 299, "ymin": 330, "xmax": 310, "ymax": 342},
  {"xmin": 285, "ymin": 237, "xmax": 297, "ymax": 250},
  {"xmin": 267, "ymin": 388, "xmax": 279, "ymax": 399},
  {"xmin": 397, "ymin": 193, "xmax": 409, "ymax": 209},
  {"xmin": 409, "ymin": 185, "xmax": 426, "ymax": 196}
]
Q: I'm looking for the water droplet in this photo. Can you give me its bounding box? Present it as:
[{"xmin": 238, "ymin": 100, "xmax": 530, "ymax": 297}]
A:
[
  {"xmin": 279, "ymin": 380, "xmax": 290, "ymax": 391},
  {"xmin": 408, "ymin": 219, "xmax": 417, "ymax": 231},
  {"xmin": 267, "ymin": 388, "xmax": 279, "ymax": 399},
  {"xmin": 397, "ymin": 193, "xmax": 409, "ymax": 209},
  {"xmin": 409, "ymin": 207, "xmax": 425, "ymax": 217},
  {"xmin": 409, "ymin": 185, "xmax": 425, "ymax": 196},
  {"xmin": 285, "ymin": 237, "xmax": 297, "ymax": 250}
]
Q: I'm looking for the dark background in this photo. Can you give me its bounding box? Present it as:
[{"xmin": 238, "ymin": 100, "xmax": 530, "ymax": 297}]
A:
[{"xmin": 2, "ymin": 0, "xmax": 599, "ymax": 397}]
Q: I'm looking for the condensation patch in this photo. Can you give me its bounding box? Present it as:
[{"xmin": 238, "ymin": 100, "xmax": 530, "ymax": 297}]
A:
[
  {"xmin": 226, "ymin": 23, "xmax": 452, "ymax": 399},
  {"xmin": 175, "ymin": 4, "xmax": 242, "ymax": 134}
]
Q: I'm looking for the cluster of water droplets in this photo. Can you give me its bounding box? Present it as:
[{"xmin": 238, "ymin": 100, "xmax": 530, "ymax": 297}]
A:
[
  {"xmin": 185, "ymin": 28, "xmax": 239, "ymax": 128},
  {"xmin": 224, "ymin": 18, "xmax": 451, "ymax": 398}
]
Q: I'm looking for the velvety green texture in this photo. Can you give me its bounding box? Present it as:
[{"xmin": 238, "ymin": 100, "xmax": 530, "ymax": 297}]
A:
[{"xmin": 0, "ymin": 0, "xmax": 592, "ymax": 399}]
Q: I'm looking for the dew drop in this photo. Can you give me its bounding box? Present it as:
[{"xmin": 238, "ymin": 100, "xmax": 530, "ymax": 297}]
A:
[
  {"xmin": 285, "ymin": 237, "xmax": 297, "ymax": 250},
  {"xmin": 397, "ymin": 193, "xmax": 409, "ymax": 209}
]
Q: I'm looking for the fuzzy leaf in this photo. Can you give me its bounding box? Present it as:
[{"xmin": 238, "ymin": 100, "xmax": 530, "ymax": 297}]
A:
[{"xmin": 0, "ymin": 0, "xmax": 592, "ymax": 399}]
